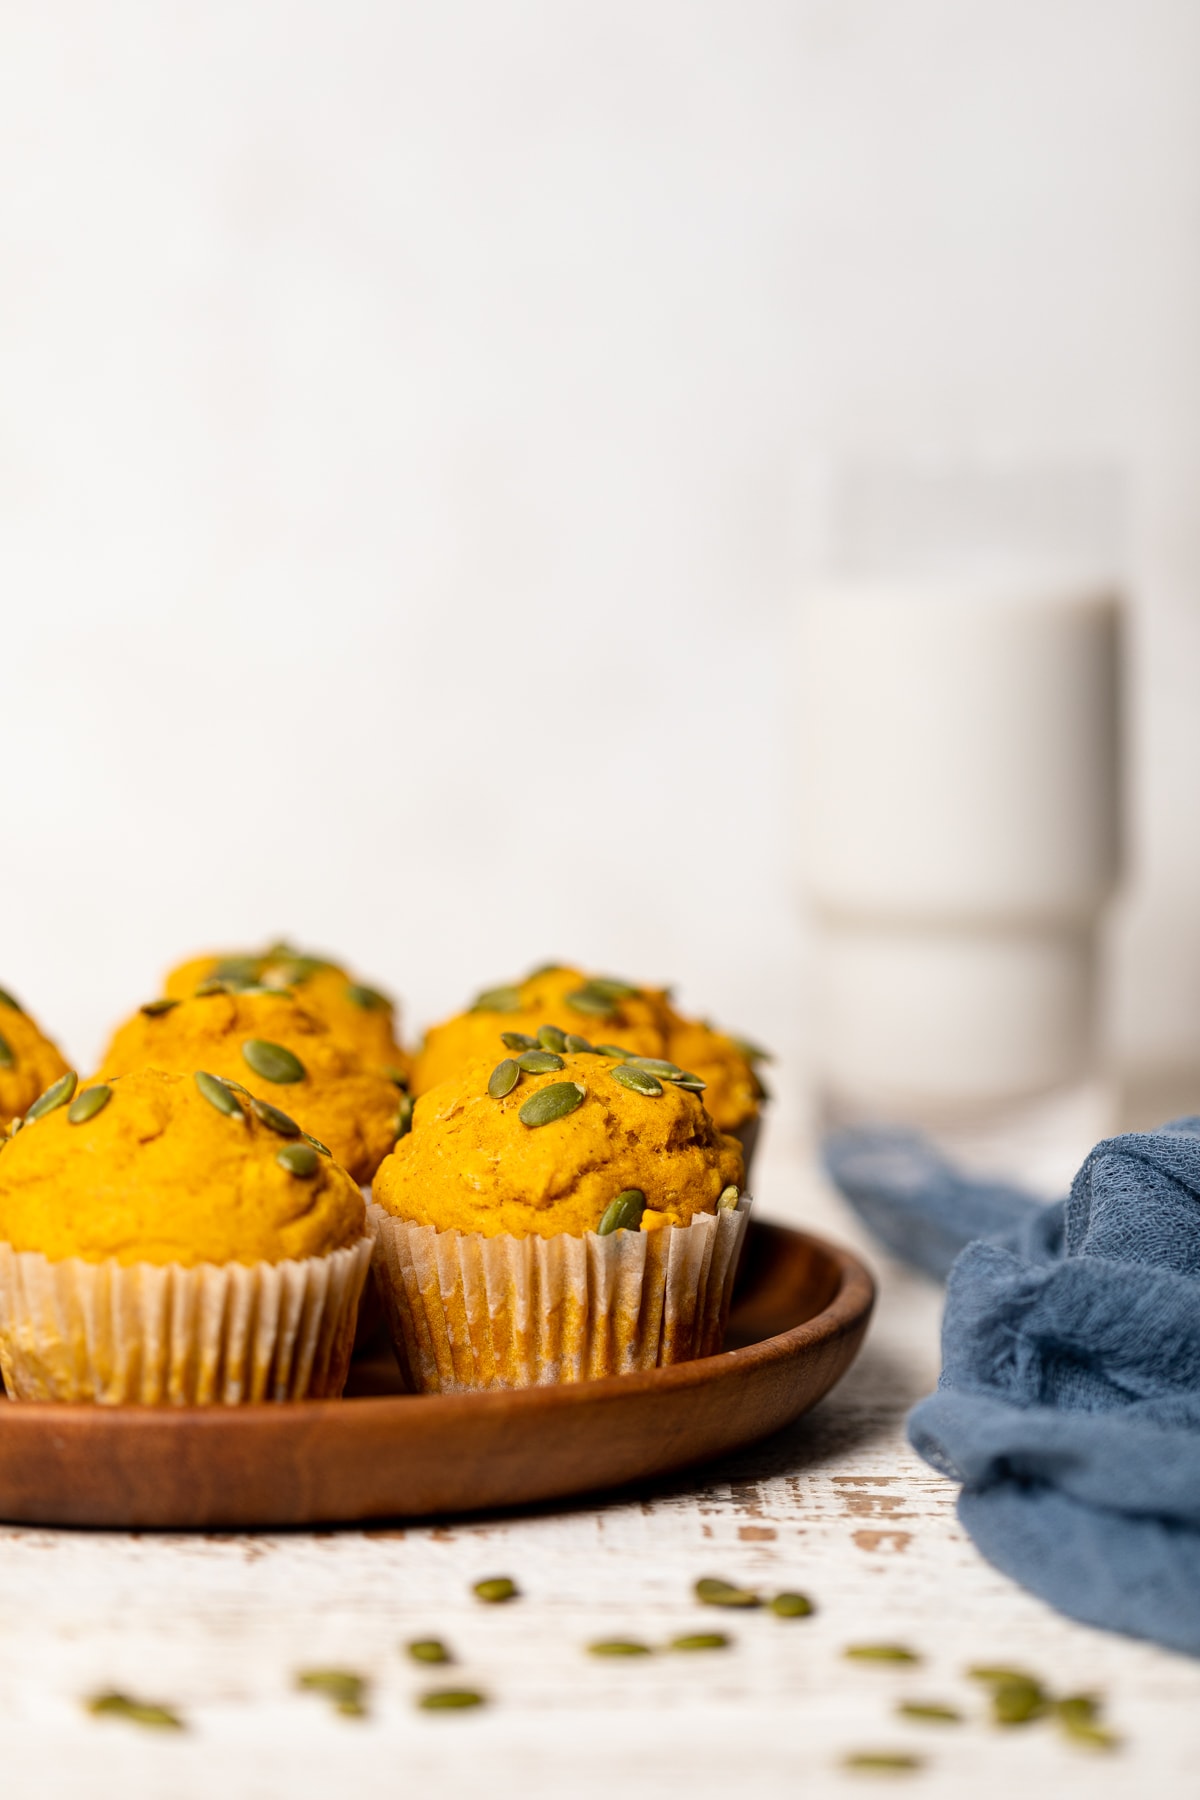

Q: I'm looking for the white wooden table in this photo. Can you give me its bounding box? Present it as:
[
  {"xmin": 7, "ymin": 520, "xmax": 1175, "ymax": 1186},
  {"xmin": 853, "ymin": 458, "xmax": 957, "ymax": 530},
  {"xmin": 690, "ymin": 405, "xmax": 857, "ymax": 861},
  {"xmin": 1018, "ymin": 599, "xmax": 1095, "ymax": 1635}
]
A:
[{"xmin": 2, "ymin": 1130, "xmax": 1197, "ymax": 1800}]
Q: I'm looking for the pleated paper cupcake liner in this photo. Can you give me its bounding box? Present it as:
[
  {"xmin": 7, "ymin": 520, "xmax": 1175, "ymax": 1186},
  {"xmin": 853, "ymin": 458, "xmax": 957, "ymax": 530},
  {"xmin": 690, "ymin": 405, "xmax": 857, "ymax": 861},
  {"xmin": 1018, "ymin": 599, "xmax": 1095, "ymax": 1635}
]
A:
[
  {"xmin": 0, "ymin": 1232, "xmax": 375, "ymax": 1405},
  {"xmin": 368, "ymin": 1194, "xmax": 751, "ymax": 1393}
]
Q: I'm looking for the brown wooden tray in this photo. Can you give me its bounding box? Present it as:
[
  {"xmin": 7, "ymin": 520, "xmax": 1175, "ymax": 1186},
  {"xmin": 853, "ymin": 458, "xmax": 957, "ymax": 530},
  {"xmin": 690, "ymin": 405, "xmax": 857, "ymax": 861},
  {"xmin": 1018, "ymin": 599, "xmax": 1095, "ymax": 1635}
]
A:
[{"xmin": 0, "ymin": 1219, "xmax": 874, "ymax": 1529}]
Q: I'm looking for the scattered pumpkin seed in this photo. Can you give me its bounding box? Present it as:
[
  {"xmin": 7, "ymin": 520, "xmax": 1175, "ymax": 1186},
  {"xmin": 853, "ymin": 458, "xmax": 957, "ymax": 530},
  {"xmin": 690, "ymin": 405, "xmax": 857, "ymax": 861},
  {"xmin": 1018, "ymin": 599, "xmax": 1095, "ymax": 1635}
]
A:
[
  {"xmin": 669, "ymin": 1072, "xmax": 707, "ymax": 1093},
  {"xmin": 842, "ymin": 1752, "xmax": 922, "ymax": 1774},
  {"xmin": 277, "ymin": 1142, "xmax": 319, "ymax": 1178},
  {"xmin": 587, "ymin": 1640, "xmax": 653, "ymax": 1657},
  {"xmin": 627, "ymin": 1057, "xmax": 683, "ymax": 1079},
  {"xmin": 25, "ymin": 1072, "xmax": 77, "ymax": 1124},
  {"xmin": 966, "ymin": 1665, "xmax": 1037, "ymax": 1685},
  {"xmin": 248, "ymin": 1096, "xmax": 301, "ymax": 1136},
  {"xmin": 596, "ymin": 1189, "xmax": 646, "ymax": 1236},
  {"xmin": 501, "ymin": 1032, "xmax": 538, "ymax": 1053},
  {"xmin": 989, "ymin": 1678, "xmax": 1047, "ymax": 1726},
  {"xmin": 242, "ymin": 1038, "xmax": 305, "ymax": 1084},
  {"xmin": 488, "ymin": 1058, "xmax": 520, "ymax": 1099},
  {"xmin": 563, "ymin": 1034, "xmax": 594, "ymax": 1053},
  {"xmin": 717, "ymin": 1186, "xmax": 741, "ymax": 1212},
  {"xmin": 304, "ymin": 1132, "xmax": 332, "ymax": 1156},
  {"xmin": 407, "ymin": 1639, "xmax": 452, "ymax": 1665},
  {"xmin": 140, "ymin": 998, "xmax": 180, "ymax": 1018},
  {"xmin": 896, "ymin": 1702, "xmax": 961, "ymax": 1724},
  {"xmin": 668, "ymin": 1633, "xmax": 730, "ymax": 1652},
  {"xmin": 68, "ymin": 1085, "xmax": 112, "ymax": 1125},
  {"xmin": 518, "ymin": 1082, "xmax": 585, "ymax": 1128},
  {"xmin": 195, "ymin": 976, "xmax": 237, "ymax": 996},
  {"xmin": 0, "ymin": 986, "xmax": 22, "ymax": 1011},
  {"xmin": 590, "ymin": 977, "xmax": 639, "ymax": 1000},
  {"xmin": 1058, "ymin": 1712, "xmax": 1119, "ymax": 1751},
  {"xmin": 473, "ymin": 1577, "xmax": 518, "ymax": 1604},
  {"xmin": 214, "ymin": 956, "xmax": 261, "ymax": 986},
  {"xmin": 565, "ymin": 987, "xmax": 617, "ymax": 1019},
  {"xmin": 610, "ymin": 1064, "xmax": 663, "ymax": 1097},
  {"xmin": 595, "ymin": 1044, "xmax": 632, "ymax": 1059},
  {"xmin": 395, "ymin": 1092, "xmax": 414, "ymax": 1138},
  {"xmin": 345, "ymin": 983, "xmax": 389, "ymax": 1010},
  {"xmin": 536, "ymin": 1024, "xmax": 568, "ymax": 1053},
  {"xmin": 515, "ymin": 1049, "xmax": 565, "ymax": 1074},
  {"xmin": 471, "ymin": 985, "xmax": 523, "ymax": 1014},
  {"xmin": 87, "ymin": 1691, "xmax": 184, "ymax": 1731},
  {"xmin": 418, "ymin": 1688, "xmax": 486, "ymax": 1711},
  {"xmin": 695, "ymin": 1577, "xmax": 760, "ymax": 1609},
  {"xmin": 0, "ymin": 1030, "xmax": 14, "ymax": 1070},
  {"xmin": 845, "ymin": 1645, "xmax": 921, "ymax": 1664},
  {"xmin": 1055, "ymin": 1694, "xmax": 1100, "ymax": 1727},
  {"xmin": 769, "ymin": 1591, "xmax": 813, "ymax": 1617},
  {"xmin": 296, "ymin": 1669, "xmax": 367, "ymax": 1717}
]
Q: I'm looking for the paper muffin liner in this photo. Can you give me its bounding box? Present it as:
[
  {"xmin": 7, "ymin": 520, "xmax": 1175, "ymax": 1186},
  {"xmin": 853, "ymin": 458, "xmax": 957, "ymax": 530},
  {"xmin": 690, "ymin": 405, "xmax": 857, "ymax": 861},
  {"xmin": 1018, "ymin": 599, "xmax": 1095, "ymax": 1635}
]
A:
[
  {"xmin": 0, "ymin": 1232, "xmax": 375, "ymax": 1405},
  {"xmin": 368, "ymin": 1194, "xmax": 751, "ymax": 1393}
]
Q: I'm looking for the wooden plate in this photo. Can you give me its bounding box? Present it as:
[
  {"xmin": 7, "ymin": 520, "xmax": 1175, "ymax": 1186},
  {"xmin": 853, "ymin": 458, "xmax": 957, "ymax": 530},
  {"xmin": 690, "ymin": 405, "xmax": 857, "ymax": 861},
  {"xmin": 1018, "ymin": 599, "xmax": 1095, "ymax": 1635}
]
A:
[{"xmin": 0, "ymin": 1220, "xmax": 874, "ymax": 1529}]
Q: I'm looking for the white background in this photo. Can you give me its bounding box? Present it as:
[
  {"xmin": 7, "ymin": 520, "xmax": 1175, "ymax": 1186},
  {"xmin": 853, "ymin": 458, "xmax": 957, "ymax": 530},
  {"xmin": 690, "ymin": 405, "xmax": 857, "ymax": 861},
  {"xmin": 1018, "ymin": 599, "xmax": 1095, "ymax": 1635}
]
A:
[{"xmin": 2, "ymin": 0, "xmax": 1198, "ymax": 1096}]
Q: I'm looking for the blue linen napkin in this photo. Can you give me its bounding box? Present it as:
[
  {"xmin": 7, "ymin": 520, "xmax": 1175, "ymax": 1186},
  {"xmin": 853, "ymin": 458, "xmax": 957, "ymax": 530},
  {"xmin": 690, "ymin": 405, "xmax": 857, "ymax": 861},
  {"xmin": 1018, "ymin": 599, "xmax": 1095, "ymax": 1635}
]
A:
[{"xmin": 824, "ymin": 1117, "xmax": 1200, "ymax": 1656}]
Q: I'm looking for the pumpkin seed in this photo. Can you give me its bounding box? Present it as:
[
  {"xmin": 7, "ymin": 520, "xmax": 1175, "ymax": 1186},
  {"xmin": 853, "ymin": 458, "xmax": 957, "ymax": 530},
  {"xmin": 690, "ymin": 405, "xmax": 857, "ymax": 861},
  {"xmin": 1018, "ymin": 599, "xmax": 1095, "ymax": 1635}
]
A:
[
  {"xmin": 1057, "ymin": 1709, "xmax": 1118, "ymax": 1750},
  {"xmin": 516, "ymin": 1049, "xmax": 565, "ymax": 1075},
  {"xmin": 695, "ymin": 1577, "xmax": 761, "ymax": 1609},
  {"xmin": 385, "ymin": 1065, "xmax": 410, "ymax": 1088},
  {"xmin": 471, "ymin": 985, "xmax": 522, "ymax": 1014},
  {"xmin": 418, "ymin": 1688, "xmax": 486, "ymax": 1711},
  {"xmin": 345, "ymin": 983, "xmax": 389, "ymax": 1010},
  {"xmin": 967, "ymin": 1665, "xmax": 1037, "ymax": 1685},
  {"xmin": 718, "ymin": 1186, "xmax": 740, "ymax": 1212},
  {"xmin": 296, "ymin": 1669, "xmax": 367, "ymax": 1716},
  {"xmin": 0, "ymin": 986, "xmax": 22, "ymax": 1011},
  {"xmin": 610, "ymin": 1064, "xmax": 662, "ymax": 1097},
  {"xmin": 590, "ymin": 977, "xmax": 639, "ymax": 1000},
  {"xmin": 195, "ymin": 976, "xmax": 236, "ymax": 997},
  {"xmin": 501, "ymin": 1032, "xmax": 538, "ymax": 1053},
  {"xmin": 68, "ymin": 1084, "xmax": 112, "ymax": 1125},
  {"xmin": 407, "ymin": 1639, "xmax": 452, "ymax": 1665},
  {"xmin": 25, "ymin": 1072, "xmax": 77, "ymax": 1124},
  {"xmin": 277, "ymin": 1142, "xmax": 319, "ymax": 1178},
  {"xmin": 0, "ymin": 1030, "xmax": 13, "ymax": 1070},
  {"xmin": 990, "ymin": 1678, "xmax": 1047, "ymax": 1726},
  {"xmin": 472, "ymin": 1577, "xmax": 518, "ymax": 1604},
  {"xmin": 1055, "ymin": 1695, "xmax": 1100, "ymax": 1728},
  {"xmin": 842, "ymin": 1752, "xmax": 922, "ymax": 1773},
  {"xmin": 597, "ymin": 1189, "xmax": 646, "ymax": 1236},
  {"xmin": 518, "ymin": 1082, "xmax": 585, "ymax": 1128},
  {"xmin": 140, "ymin": 998, "xmax": 180, "ymax": 1018},
  {"xmin": 395, "ymin": 1092, "xmax": 414, "ymax": 1138},
  {"xmin": 595, "ymin": 1044, "xmax": 632, "ymax": 1059},
  {"xmin": 304, "ymin": 1132, "xmax": 332, "ymax": 1156},
  {"xmin": 563, "ymin": 1034, "xmax": 594, "ymax": 1053},
  {"xmin": 668, "ymin": 1633, "xmax": 730, "ymax": 1652},
  {"xmin": 769, "ymin": 1591, "xmax": 812, "ymax": 1617},
  {"xmin": 242, "ymin": 1038, "xmax": 305, "ymax": 1084},
  {"xmin": 845, "ymin": 1645, "xmax": 921, "ymax": 1664},
  {"xmin": 669, "ymin": 1072, "xmax": 706, "ymax": 1092},
  {"xmin": 536, "ymin": 1024, "xmax": 567, "ymax": 1053},
  {"xmin": 488, "ymin": 1058, "xmax": 520, "ymax": 1099},
  {"xmin": 896, "ymin": 1702, "xmax": 961, "ymax": 1724},
  {"xmin": 627, "ymin": 1057, "xmax": 683, "ymax": 1079},
  {"xmin": 87, "ymin": 1691, "xmax": 184, "ymax": 1731},
  {"xmin": 564, "ymin": 987, "xmax": 616, "ymax": 1019},
  {"xmin": 587, "ymin": 1639, "xmax": 653, "ymax": 1657},
  {"xmin": 524, "ymin": 962, "xmax": 565, "ymax": 980},
  {"xmin": 248, "ymin": 1096, "xmax": 301, "ymax": 1136},
  {"xmin": 214, "ymin": 956, "xmax": 261, "ymax": 985}
]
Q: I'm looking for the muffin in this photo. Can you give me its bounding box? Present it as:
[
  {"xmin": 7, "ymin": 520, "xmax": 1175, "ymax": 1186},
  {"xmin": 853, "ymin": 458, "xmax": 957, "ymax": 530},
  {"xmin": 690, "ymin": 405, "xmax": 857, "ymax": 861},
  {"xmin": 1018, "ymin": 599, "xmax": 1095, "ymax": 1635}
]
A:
[
  {"xmin": 0, "ymin": 987, "xmax": 71, "ymax": 1133},
  {"xmin": 99, "ymin": 989, "xmax": 404, "ymax": 1183},
  {"xmin": 0, "ymin": 1068, "xmax": 372, "ymax": 1403},
  {"xmin": 163, "ymin": 941, "xmax": 411, "ymax": 1086},
  {"xmin": 412, "ymin": 963, "xmax": 768, "ymax": 1159},
  {"xmin": 370, "ymin": 1035, "xmax": 751, "ymax": 1391}
]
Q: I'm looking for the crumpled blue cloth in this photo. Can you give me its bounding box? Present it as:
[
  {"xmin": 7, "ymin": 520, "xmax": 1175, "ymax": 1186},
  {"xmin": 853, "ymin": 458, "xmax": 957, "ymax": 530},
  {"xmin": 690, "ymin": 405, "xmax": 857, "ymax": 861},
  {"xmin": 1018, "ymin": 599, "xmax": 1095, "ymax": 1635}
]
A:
[{"xmin": 824, "ymin": 1117, "xmax": 1200, "ymax": 1656}]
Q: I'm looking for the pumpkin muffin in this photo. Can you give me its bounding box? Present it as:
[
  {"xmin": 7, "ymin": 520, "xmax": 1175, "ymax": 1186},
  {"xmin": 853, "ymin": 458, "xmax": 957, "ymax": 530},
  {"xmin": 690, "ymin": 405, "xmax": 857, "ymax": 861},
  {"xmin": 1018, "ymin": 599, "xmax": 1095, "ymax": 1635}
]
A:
[
  {"xmin": 99, "ymin": 989, "xmax": 404, "ymax": 1183},
  {"xmin": 412, "ymin": 963, "xmax": 768, "ymax": 1153},
  {"xmin": 163, "ymin": 941, "xmax": 411, "ymax": 1086},
  {"xmin": 0, "ymin": 987, "xmax": 71, "ymax": 1133},
  {"xmin": 370, "ymin": 1036, "xmax": 751, "ymax": 1391},
  {"xmin": 0, "ymin": 1068, "xmax": 372, "ymax": 1403}
]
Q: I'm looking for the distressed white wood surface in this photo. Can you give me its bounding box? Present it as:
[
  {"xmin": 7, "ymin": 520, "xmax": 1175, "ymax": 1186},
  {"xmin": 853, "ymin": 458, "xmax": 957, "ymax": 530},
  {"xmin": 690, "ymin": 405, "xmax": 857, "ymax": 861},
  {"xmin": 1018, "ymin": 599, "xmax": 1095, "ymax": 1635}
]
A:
[{"xmin": 1, "ymin": 1134, "xmax": 1197, "ymax": 1800}]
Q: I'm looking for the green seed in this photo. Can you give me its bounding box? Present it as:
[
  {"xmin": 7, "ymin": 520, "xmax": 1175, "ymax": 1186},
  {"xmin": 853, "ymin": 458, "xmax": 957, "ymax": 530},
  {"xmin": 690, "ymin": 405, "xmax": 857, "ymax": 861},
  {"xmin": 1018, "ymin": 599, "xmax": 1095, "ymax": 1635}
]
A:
[
  {"xmin": 990, "ymin": 1679, "xmax": 1047, "ymax": 1726},
  {"xmin": 86, "ymin": 1691, "xmax": 184, "ymax": 1731},
  {"xmin": 668, "ymin": 1633, "xmax": 730, "ymax": 1652},
  {"xmin": 1058, "ymin": 1717, "xmax": 1119, "ymax": 1751},
  {"xmin": 0, "ymin": 1030, "xmax": 14, "ymax": 1070},
  {"xmin": 385, "ymin": 1065, "xmax": 410, "ymax": 1087},
  {"xmin": 845, "ymin": 1645, "xmax": 921, "ymax": 1665},
  {"xmin": 626, "ymin": 1057, "xmax": 683, "ymax": 1079},
  {"xmin": 501, "ymin": 1032, "xmax": 538, "ymax": 1053},
  {"xmin": 587, "ymin": 1640, "xmax": 653, "ymax": 1657},
  {"xmin": 140, "ymin": 998, "xmax": 180, "ymax": 1018},
  {"xmin": 24, "ymin": 1072, "xmax": 77, "ymax": 1124},
  {"xmin": 471, "ymin": 985, "xmax": 522, "ymax": 1014},
  {"xmin": 249, "ymin": 1096, "xmax": 301, "ymax": 1135},
  {"xmin": 564, "ymin": 987, "xmax": 616, "ymax": 1019},
  {"xmin": 418, "ymin": 1688, "xmax": 486, "ymax": 1711},
  {"xmin": 0, "ymin": 986, "xmax": 22, "ymax": 1012},
  {"xmin": 194, "ymin": 1071, "xmax": 244, "ymax": 1118},
  {"xmin": 277, "ymin": 1142, "xmax": 319, "ymax": 1178},
  {"xmin": 345, "ymin": 983, "xmax": 389, "ymax": 1010},
  {"xmin": 524, "ymin": 962, "xmax": 565, "ymax": 980},
  {"xmin": 296, "ymin": 1669, "xmax": 367, "ymax": 1716},
  {"xmin": 1055, "ymin": 1695, "xmax": 1100, "ymax": 1727},
  {"xmin": 472, "ymin": 1577, "xmax": 518, "ymax": 1604},
  {"xmin": 68, "ymin": 1085, "xmax": 112, "ymax": 1125},
  {"xmin": 595, "ymin": 1044, "xmax": 632, "ymax": 1059},
  {"xmin": 590, "ymin": 977, "xmax": 639, "ymax": 1000},
  {"xmin": 304, "ymin": 1132, "xmax": 332, "ymax": 1156},
  {"xmin": 842, "ymin": 1752, "xmax": 922, "ymax": 1773},
  {"xmin": 769, "ymin": 1591, "xmax": 813, "ymax": 1617},
  {"xmin": 407, "ymin": 1639, "xmax": 452, "ymax": 1665},
  {"xmin": 395, "ymin": 1092, "xmax": 414, "ymax": 1139},
  {"xmin": 488, "ymin": 1059, "xmax": 520, "ymax": 1099},
  {"xmin": 515, "ymin": 1050, "xmax": 565, "ymax": 1074},
  {"xmin": 896, "ymin": 1702, "xmax": 961, "ymax": 1724},
  {"xmin": 695, "ymin": 1577, "xmax": 761, "ymax": 1609},
  {"xmin": 610, "ymin": 1064, "xmax": 663, "ymax": 1097},
  {"xmin": 562, "ymin": 1034, "xmax": 594, "ymax": 1053},
  {"xmin": 669, "ymin": 1072, "xmax": 707, "ymax": 1092},
  {"xmin": 967, "ymin": 1665, "xmax": 1038, "ymax": 1685},
  {"xmin": 518, "ymin": 1082, "xmax": 585, "ymax": 1128},
  {"xmin": 194, "ymin": 976, "xmax": 234, "ymax": 996},
  {"xmin": 214, "ymin": 956, "xmax": 261, "ymax": 986},
  {"xmin": 242, "ymin": 1038, "xmax": 306, "ymax": 1084},
  {"xmin": 596, "ymin": 1190, "xmax": 646, "ymax": 1236},
  {"xmin": 536, "ymin": 1024, "xmax": 567, "ymax": 1053}
]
